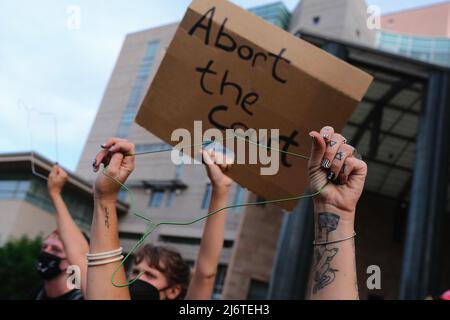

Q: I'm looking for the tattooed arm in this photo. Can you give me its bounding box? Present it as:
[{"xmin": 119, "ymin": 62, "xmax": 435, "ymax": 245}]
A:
[
  {"xmin": 309, "ymin": 211, "xmax": 358, "ymax": 299},
  {"xmin": 307, "ymin": 126, "xmax": 367, "ymax": 300},
  {"xmin": 87, "ymin": 138, "xmax": 135, "ymax": 300}
]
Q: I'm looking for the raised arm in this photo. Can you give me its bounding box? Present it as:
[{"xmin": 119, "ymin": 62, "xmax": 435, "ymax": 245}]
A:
[
  {"xmin": 307, "ymin": 126, "xmax": 367, "ymax": 300},
  {"xmin": 47, "ymin": 165, "xmax": 89, "ymax": 297},
  {"xmin": 87, "ymin": 138, "xmax": 135, "ymax": 300},
  {"xmin": 186, "ymin": 150, "xmax": 233, "ymax": 300}
]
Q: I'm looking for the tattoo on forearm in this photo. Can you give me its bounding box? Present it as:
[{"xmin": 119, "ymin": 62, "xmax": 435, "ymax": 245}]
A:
[
  {"xmin": 104, "ymin": 207, "xmax": 110, "ymax": 229},
  {"xmin": 317, "ymin": 213, "xmax": 340, "ymax": 241},
  {"xmin": 312, "ymin": 213, "xmax": 340, "ymax": 294}
]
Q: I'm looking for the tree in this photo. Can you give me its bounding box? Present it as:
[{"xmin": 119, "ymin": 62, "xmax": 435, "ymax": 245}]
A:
[{"xmin": 0, "ymin": 235, "xmax": 43, "ymax": 299}]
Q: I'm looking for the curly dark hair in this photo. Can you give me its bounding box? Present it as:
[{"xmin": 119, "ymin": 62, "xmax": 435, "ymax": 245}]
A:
[{"xmin": 133, "ymin": 243, "xmax": 191, "ymax": 299}]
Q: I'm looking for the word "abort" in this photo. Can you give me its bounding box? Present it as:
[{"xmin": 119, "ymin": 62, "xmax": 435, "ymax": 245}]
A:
[{"xmin": 188, "ymin": 6, "xmax": 291, "ymax": 84}]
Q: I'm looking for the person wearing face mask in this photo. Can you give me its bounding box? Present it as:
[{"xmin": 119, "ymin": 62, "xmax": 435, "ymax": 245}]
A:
[
  {"xmin": 47, "ymin": 164, "xmax": 90, "ymax": 297},
  {"xmin": 87, "ymin": 139, "xmax": 233, "ymax": 300},
  {"xmin": 127, "ymin": 149, "xmax": 232, "ymax": 300},
  {"xmin": 33, "ymin": 230, "xmax": 83, "ymax": 300},
  {"xmin": 32, "ymin": 165, "xmax": 90, "ymax": 300},
  {"xmin": 128, "ymin": 244, "xmax": 191, "ymax": 300}
]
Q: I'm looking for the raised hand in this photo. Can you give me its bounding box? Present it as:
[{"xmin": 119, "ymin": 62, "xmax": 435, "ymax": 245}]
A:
[
  {"xmin": 47, "ymin": 164, "xmax": 69, "ymax": 196},
  {"xmin": 93, "ymin": 138, "xmax": 136, "ymax": 201},
  {"xmin": 308, "ymin": 126, "xmax": 367, "ymax": 222}
]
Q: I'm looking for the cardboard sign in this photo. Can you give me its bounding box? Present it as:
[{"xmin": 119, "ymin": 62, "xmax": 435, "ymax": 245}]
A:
[{"xmin": 135, "ymin": 0, "xmax": 373, "ymax": 210}]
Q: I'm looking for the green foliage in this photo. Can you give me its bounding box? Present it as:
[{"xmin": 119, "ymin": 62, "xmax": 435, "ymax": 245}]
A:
[{"xmin": 0, "ymin": 235, "xmax": 43, "ymax": 300}]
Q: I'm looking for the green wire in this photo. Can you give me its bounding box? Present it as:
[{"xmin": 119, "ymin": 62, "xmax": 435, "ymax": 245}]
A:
[{"xmin": 100, "ymin": 133, "xmax": 327, "ymax": 288}]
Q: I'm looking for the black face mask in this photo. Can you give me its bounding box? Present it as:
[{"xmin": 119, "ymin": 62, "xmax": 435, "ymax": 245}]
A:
[
  {"xmin": 129, "ymin": 279, "xmax": 161, "ymax": 300},
  {"xmin": 36, "ymin": 251, "xmax": 64, "ymax": 280}
]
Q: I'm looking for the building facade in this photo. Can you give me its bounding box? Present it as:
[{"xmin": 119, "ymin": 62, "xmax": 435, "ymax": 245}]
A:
[
  {"xmin": 0, "ymin": 152, "xmax": 127, "ymax": 246},
  {"xmin": 376, "ymin": 31, "xmax": 450, "ymax": 67},
  {"xmin": 380, "ymin": 2, "xmax": 450, "ymax": 37},
  {"xmin": 376, "ymin": 2, "xmax": 450, "ymax": 68},
  {"xmin": 289, "ymin": 0, "xmax": 376, "ymax": 46}
]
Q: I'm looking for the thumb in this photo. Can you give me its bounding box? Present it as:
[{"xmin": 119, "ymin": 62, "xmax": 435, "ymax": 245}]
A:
[
  {"xmin": 308, "ymin": 131, "xmax": 326, "ymax": 169},
  {"xmin": 107, "ymin": 152, "xmax": 124, "ymax": 176},
  {"xmin": 201, "ymin": 149, "xmax": 215, "ymax": 166}
]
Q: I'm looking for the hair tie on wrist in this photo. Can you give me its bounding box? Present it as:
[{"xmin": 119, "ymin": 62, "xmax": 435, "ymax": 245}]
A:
[{"xmin": 313, "ymin": 232, "xmax": 356, "ymax": 246}]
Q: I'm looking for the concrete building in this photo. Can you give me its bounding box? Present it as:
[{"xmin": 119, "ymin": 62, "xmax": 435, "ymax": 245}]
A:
[
  {"xmin": 76, "ymin": 1, "xmax": 450, "ymax": 300},
  {"xmin": 381, "ymin": 1, "xmax": 450, "ymax": 37},
  {"xmin": 377, "ymin": 1, "xmax": 450, "ymax": 68},
  {"xmin": 289, "ymin": 0, "xmax": 377, "ymax": 46},
  {"xmin": 0, "ymin": 152, "xmax": 128, "ymax": 246}
]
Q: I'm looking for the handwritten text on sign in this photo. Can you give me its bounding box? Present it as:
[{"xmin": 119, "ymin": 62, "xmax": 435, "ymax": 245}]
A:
[{"xmin": 188, "ymin": 6, "xmax": 300, "ymax": 168}]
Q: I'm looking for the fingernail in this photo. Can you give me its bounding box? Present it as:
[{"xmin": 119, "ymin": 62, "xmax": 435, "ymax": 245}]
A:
[
  {"xmin": 310, "ymin": 134, "xmax": 316, "ymax": 144},
  {"xmin": 321, "ymin": 159, "xmax": 331, "ymax": 169},
  {"xmin": 101, "ymin": 144, "xmax": 107, "ymax": 149},
  {"xmin": 327, "ymin": 171, "xmax": 336, "ymax": 181},
  {"xmin": 323, "ymin": 132, "xmax": 330, "ymax": 140},
  {"xmin": 92, "ymin": 160, "xmax": 96, "ymax": 167}
]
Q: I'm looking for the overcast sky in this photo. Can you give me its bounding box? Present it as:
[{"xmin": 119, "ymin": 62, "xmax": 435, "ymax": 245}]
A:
[{"xmin": 0, "ymin": 0, "xmax": 446, "ymax": 171}]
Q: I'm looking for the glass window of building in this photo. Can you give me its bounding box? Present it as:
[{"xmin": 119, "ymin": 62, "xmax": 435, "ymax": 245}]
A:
[
  {"xmin": 166, "ymin": 190, "xmax": 176, "ymax": 208},
  {"xmin": 377, "ymin": 31, "xmax": 450, "ymax": 68},
  {"xmin": 0, "ymin": 180, "xmax": 30, "ymax": 200},
  {"xmin": 212, "ymin": 265, "xmax": 228, "ymax": 299},
  {"xmin": 1, "ymin": 175, "xmax": 93, "ymax": 230},
  {"xmin": 117, "ymin": 40, "xmax": 160, "ymax": 138},
  {"xmin": 248, "ymin": 2, "xmax": 291, "ymax": 30},
  {"xmin": 149, "ymin": 189, "xmax": 165, "ymax": 208}
]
